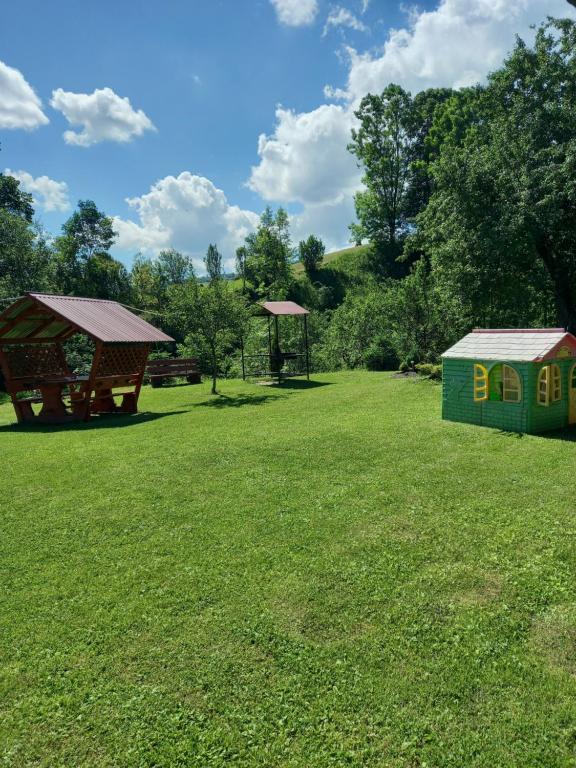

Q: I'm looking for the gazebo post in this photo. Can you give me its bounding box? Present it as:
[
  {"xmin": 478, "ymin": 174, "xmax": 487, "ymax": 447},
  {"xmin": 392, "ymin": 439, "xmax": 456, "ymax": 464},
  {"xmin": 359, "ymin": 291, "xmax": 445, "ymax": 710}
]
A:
[
  {"xmin": 274, "ymin": 315, "xmax": 281, "ymax": 384},
  {"xmin": 304, "ymin": 314, "xmax": 310, "ymax": 380}
]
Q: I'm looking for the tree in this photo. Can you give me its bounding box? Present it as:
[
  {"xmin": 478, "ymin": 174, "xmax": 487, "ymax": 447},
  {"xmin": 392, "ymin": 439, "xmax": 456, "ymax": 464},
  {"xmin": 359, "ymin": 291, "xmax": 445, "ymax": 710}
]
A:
[
  {"xmin": 170, "ymin": 247, "xmax": 247, "ymax": 394},
  {"xmin": 298, "ymin": 235, "xmax": 325, "ymax": 278},
  {"xmin": 0, "ymin": 212, "xmax": 53, "ymax": 298},
  {"xmin": 242, "ymin": 206, "xmax": 292, "ymax": 298},
  {"xmin": 53, "ymin": 199, "xmax": 130, "ymax": 299},
  {"xmin": 61, "ymin": 200, "xmax": 116, "ymax": 259},
  {"xmin": 155, "ymin": 249, "xmax": 194, "ymax": 287},
  {"xmin": 348, "ymin": 85, "xmax": 414, "ymax": 273},
  {"xmin": 0, "ymin": 174, "xmax": 34, "ymax": 222},
  {"xmin": 236, "ymin": 246, "xmax": 248, "ymax": 293},
  {"xmin": 420, "ymin": 19, "xmax": 576, "ymax": 330},
  {"xmin": 205, "ymin": 243, "xmax": 222, "ymax": 284}
]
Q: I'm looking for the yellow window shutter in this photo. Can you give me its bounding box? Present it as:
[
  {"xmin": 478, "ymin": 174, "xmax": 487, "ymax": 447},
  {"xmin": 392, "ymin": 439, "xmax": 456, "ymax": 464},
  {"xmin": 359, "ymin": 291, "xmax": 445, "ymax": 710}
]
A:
[{"xmin": 473, "ymin": 364, "xmax": 488, "ymax": 402}]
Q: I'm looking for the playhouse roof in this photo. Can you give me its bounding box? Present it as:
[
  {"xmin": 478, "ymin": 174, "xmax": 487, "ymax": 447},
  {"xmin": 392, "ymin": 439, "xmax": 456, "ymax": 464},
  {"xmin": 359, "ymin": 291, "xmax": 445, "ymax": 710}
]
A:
[
  {"xmin": 0, "ymin": 293, "xmax": 174, "ymax": 344},
  {"xmin": 442, "ymin": 329, "xmax": 576, "ymax": 362}
]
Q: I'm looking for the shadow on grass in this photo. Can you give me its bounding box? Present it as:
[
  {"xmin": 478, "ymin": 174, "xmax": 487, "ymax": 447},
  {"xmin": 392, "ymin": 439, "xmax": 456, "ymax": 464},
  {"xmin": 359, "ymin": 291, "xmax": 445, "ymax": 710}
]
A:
[
  {"xmin": 192, "ymin": 393, "xmax": 287, "ymax": 409},
  {"xmin": 536, "ymin": 427, "xmax": 576, "ymax": 442},
  {"xmin": 0, "ymin": 410, "xmax": 187, "ymax": 433},
  {"xmin": 276, "ymin": 379, "xmax": 331, "ymax": 390},
  {"xmin": 497, "ymin": 427, "xmax": 576, "ymax": 442}
]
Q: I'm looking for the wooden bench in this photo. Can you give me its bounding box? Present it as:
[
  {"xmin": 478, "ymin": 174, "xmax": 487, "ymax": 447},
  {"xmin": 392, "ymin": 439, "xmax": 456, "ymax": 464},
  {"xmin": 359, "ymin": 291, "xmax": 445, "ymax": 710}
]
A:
[{"xmin": 146, "ymin": 358, "xmax": 201, "ymax": 388}]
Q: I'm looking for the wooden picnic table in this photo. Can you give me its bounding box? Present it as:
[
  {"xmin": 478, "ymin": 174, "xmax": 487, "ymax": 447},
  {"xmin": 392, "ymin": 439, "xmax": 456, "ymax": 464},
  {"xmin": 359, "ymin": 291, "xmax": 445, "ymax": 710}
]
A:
[{"xmin": 27, "ymin": 375, "xmax": 89, "ymax": 424}]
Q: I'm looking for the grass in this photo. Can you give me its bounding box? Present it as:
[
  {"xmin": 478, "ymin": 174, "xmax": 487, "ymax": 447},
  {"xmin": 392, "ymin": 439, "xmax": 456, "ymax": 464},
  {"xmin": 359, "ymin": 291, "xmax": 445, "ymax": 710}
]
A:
[
  {"xmin": 2, "ymin": 371, "xmax": 576, "ymax": 767},
  {"xmin": 292, "ymin": 245, "xmax": 370, "ymax": 277}
]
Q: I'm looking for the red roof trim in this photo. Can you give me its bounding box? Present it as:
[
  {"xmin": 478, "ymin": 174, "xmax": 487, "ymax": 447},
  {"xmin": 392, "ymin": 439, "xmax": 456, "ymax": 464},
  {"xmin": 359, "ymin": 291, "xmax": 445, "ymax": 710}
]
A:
[{"xmin": 472, "ymin": 328, "xmax": 565, "ymax": 334}]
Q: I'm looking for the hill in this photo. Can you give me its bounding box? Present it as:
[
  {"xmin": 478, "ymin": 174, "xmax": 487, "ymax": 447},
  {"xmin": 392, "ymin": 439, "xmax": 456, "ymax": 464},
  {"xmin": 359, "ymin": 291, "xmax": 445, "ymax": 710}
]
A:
[{"xmin": 292, "ymin": 244, "xmax": 371, "ymax": 278}]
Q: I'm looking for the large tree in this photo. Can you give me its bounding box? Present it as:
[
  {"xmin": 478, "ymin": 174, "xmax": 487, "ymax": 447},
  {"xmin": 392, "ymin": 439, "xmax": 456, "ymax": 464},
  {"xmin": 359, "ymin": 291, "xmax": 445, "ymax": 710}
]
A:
[
  {"xmin": 348, "ymin": 85, "xmax": 452, "ymax": 277},
  {"xmin": 242, "ymin": 206, "xmax": 292, "ymax": 298},
  {"xmin": 420, "ymin": 19, "xmax": 576, "ymax": 330},
  {"xmin": 54, "ymin": 200, "xmax": 131, "ymax": 300}
]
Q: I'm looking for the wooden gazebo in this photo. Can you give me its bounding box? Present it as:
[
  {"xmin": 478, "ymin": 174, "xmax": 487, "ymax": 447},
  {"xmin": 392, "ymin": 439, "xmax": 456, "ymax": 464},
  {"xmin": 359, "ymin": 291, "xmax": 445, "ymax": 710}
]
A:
[{"xmin": 0, "ymin": 293, "xmax": 173, "ymax": 424}]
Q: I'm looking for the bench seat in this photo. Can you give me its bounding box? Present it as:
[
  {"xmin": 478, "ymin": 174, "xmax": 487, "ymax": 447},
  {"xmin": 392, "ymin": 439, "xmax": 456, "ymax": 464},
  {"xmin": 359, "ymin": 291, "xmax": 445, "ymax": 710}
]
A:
[{"xmin": 146, "ymin": 358, "xmax": 201, "ymax": 387}]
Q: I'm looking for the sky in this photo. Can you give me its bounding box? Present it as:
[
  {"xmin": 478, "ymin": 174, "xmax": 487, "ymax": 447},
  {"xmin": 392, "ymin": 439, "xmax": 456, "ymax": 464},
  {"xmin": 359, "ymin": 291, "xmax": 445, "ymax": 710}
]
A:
[{"xmin": 1, "ymin": 0, "xmax": 575, "ymax": 272}]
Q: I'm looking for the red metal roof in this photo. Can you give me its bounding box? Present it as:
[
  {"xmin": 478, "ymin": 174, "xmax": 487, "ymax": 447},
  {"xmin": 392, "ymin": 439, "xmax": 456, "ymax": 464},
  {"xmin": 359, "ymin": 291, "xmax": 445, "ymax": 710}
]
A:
[
  {"xmin": 258, "ymin": 301, "xmax": 309, "ymax": 316},
  {"xmin": 0, "ymin": 293, "xmax": 174, "ymax": 344}
]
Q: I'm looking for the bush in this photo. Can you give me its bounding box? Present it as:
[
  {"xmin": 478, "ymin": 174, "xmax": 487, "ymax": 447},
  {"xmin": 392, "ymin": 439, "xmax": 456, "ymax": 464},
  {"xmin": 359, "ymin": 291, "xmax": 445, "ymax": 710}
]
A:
[
  {"xmin": 398, "ymin": 361, "xmax": 409, "ymax": 373},
  {"xmin": 415, "ymin": 363, "xmax": 442, "ymax": 380},
  {"xmin": 365, "ymin": 338, "xmax": 398, "ymax": 371}
]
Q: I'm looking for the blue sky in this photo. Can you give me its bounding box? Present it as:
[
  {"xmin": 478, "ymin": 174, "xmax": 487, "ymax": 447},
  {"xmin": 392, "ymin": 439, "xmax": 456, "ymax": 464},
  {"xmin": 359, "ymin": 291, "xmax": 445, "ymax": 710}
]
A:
[{"xmin": 1, "ymin": 0, "xmax": 573, "ymax": 270}]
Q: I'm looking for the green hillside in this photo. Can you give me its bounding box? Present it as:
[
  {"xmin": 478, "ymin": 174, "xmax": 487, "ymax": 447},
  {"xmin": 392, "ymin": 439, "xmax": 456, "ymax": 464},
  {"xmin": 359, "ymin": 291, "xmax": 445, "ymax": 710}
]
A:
[{"xmin": 292, "ymin": 244, "xmax": 371, "ymax": 277}]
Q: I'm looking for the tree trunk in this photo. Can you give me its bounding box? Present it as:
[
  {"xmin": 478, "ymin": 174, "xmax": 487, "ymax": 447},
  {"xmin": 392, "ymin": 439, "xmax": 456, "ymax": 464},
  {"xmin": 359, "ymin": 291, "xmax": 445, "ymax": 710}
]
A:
[
  {"xmin": 211, "ymin": 348, "xmax": 218, "ymax": 395},
  {"xmin": 536, "ymin": 240, "xmax": 576, "ymax": 332}
]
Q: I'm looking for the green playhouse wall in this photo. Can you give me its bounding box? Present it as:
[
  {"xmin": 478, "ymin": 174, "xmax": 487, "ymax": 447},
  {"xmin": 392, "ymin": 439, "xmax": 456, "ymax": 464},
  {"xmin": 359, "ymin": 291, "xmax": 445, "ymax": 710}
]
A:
[{"xmin": 442, "ymin": 357, "xmax": 573, "ymax": 433}]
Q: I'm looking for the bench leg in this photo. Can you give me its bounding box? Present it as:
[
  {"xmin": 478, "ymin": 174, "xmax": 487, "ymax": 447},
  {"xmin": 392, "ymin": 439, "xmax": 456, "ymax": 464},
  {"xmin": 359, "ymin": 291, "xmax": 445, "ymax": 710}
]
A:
[
  {"xmin": 14, "ymin": 400, "xmax": 35, "ymax": 423},
  {"xmin": 120, "ymin": 392, "xmax": 138, "ymax": 413}
]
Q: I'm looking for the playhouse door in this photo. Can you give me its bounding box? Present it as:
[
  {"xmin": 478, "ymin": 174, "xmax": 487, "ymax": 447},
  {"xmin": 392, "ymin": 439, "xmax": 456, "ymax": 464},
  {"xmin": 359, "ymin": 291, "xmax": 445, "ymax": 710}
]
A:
[{"xmin": 570, "ymin": 365, "xmax": 576, "ymax": 425}]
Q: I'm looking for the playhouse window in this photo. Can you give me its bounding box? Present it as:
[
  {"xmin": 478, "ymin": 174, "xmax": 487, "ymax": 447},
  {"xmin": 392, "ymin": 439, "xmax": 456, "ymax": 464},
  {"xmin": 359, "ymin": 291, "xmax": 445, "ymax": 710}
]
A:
[
  {"xmin": 502, "ymin": 365, "xmax": 521, "ymax": 402},
  {"xmin": 473, "ymin": 364, "xmax": 488, "ymax": 402},
  {"xmin": 537, "ymin": 364, "xmax": 561, "ymax": 406}
]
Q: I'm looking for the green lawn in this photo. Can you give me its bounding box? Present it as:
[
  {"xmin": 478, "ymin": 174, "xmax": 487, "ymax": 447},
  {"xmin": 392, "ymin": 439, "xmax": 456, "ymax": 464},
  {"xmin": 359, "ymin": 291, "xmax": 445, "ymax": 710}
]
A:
[{"xmin": 2, "ymin": 372, "xmax": 576, "ymax": 767}]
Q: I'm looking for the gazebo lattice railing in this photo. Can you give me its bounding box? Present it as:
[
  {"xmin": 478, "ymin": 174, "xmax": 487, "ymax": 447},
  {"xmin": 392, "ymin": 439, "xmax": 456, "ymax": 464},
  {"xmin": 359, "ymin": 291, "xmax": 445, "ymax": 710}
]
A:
[{"xmin": 241, "ymin": 301, "xmax": 310, "ymax": 384}]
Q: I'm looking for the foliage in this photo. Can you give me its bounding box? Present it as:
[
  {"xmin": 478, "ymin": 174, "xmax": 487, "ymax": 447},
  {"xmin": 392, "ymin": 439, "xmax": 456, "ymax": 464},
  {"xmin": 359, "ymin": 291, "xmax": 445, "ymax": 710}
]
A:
[
  {"xmin": 53, "ymin": 200, "xmax": 132, "ymax": 301},
  {"xmin": 242, "ymin": 206, "xmax": 293, "ymax": 299},
  {"xmin": 298, "ymin": 234, "xmax": 325, "ymax": 278},
  {"xmin": 170, "ymin": 247, "xmax": 247, "ymax": 394},
  {"xmin": 348, "ymin": 85, "xmax": 452, "ymax": 278},
  {"xmin": 0, "ymin": 212, "xmax": 54, "ymax": 298},
  {"xmin": 419, "ymin": 20, "xmax": 576, "ymax": 330},
  {"xmin": 0, "ymin": 173, "xmax": 34, "ymax": 221},
  {"xmin": 415, "ymin": 362, "xmax": 442, "ymax": 380},
  {"xmin": 205, "ymin": 243, "xmax": 222, "ymax": 284}
]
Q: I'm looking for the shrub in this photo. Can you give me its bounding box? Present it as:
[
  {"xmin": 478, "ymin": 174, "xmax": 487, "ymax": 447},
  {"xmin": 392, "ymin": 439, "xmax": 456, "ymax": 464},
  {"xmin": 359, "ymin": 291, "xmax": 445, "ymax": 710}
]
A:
[
  {"xmin": 415, "ymin": 363, "xmax": 442, "ymax": 380},
  {"xmin": 399, "ymin": 361, "xmax": 409, "ymax": 373},
  {"xmin": 365, "ymin": 338, "xmax": 398, "ymax": 371}
]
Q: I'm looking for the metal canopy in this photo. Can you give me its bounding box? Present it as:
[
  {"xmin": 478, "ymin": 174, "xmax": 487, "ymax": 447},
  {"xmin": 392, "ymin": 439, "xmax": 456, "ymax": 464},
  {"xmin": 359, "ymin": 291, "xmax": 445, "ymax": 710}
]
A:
[
  {"xmin": 0, "ymin": 293, "xmax": 174, "ymax": 344},
  {"xmin": 255, "ymin": 301, "xmax": 310, "ymax": 317}
]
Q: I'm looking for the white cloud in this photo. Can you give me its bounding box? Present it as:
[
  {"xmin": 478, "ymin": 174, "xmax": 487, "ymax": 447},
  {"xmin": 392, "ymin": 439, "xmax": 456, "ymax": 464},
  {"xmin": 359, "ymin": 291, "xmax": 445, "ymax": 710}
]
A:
[
  {"xmin": 361, "ymin": 0, "xmax": 370, "ymax": 12},
  {"xmin": 248, "ymin": 0, "xmax": 576, "ymax": 252},
  {"xmin": 4, "ymin": 168, "xmax": 70, "ymax": 212},
  {"xmin": 270, "ymin": 0, "xmax": 319, "ymax": 27},
  {"xmin": 248, "ymin": 104, "xmax": 360, "ymax": 206},
  {"xmin": 50, "ymin": 86, "xmax": 155, "ymax": 147},
  {"xmin": 323, "ymin": 7, "xmax": 369, "ymax": 36},
  {"xmin": 0, "ymin": 61, "xmax": 48, "ymax": 130},
  {"xmin": 340, "ymin": 0, "xmax": 576, "ymax": 102},
  {"xmin": 291, "ymin": 195, "xmax": 358, "ymax": 253},
  {"xmin": 113, "ymin": 172, "xmax": 260, "ymax": 270}
]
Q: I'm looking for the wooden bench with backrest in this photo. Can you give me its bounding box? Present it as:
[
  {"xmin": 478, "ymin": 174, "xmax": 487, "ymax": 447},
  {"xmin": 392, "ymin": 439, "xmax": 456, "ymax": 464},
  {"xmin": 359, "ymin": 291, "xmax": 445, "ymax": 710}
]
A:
[{"xmin": 146, "ymin": 357, "xmax": 201, "ymax": 388}]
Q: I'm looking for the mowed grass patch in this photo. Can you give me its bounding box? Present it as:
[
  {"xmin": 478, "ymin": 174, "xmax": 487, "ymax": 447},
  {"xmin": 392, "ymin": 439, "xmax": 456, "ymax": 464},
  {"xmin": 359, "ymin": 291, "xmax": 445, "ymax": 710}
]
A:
[{"xmin": 2, "ymin": 372, "xmax": 576, "ymax": 767}]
